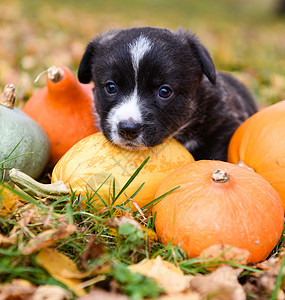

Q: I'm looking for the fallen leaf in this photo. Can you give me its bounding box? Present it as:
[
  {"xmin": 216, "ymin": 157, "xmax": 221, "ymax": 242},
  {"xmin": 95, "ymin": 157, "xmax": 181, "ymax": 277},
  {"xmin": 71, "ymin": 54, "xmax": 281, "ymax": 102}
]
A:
[
  {"xmin": 0, "ymin": 279, "xmax": 35, "ymax": 299},
  {"xmin": 36, "ymin": 248, "xmax": 86, "ymax": 296},
  {"xmin": 200, "ymin": 244, "xmax": 250, "ymax": 270},
  {"xmin": 190, "ymin": 265, "xmax": 245, "ymax": 300},
  {"xmin": 128, "ymin": 255, "xmax": 192, "ymax": 294},
  {"xmin": 108, "ymin": 216, "xmax": 142, "ymax": 231},
  {"xmin": 259, "ymin": 257, "xmax": 285, "ymax": 293},
  {"xmin": 0, "ymin": 185, "xmax": 25, "ymax": 215},
  {"xmin": 142, "ymin": 226, "xmax": 158, "ymax": 243},
  {"xmin": 22, "ymin": 223, "xmax": 76, "ymax": 255},
  {"xmin": 243, "ymin": 252, "xmax": 285, "ymax": 297},
  {"xmin": 0, "ymin": 233, "xmax": 17, "ymax": 245},
  {"xmin": 18, "ymin": 208, "xmax": 36, "ymax": 227},
  {"xmin": 33, "ymin": 285, "xmax": 71, "ymax": 300},
  {"xmin": 107, "ymin": 215, "xmax": 158, "ymax": 243},
  {"xmin": 159, "ymin": 292, "xmax": 201, "ymax": 300},
  {"xmin": 79, "ymin": 235, "xmax": 106, "ymax": 270},
  {"xmin": 78, "ymin": 288, "xmax": 128, "ymax": 300}
]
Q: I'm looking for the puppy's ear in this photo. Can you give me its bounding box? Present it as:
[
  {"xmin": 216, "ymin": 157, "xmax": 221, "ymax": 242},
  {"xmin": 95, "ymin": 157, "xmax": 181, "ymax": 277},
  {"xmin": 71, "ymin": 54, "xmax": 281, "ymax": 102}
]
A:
[
  {"xmin": 182, "ymin": 31, "xmax": 216, "ymax": 85},
  {"xmin": 192, "ymin": 39, "xmax": 216, "ymax": 85},
  {"xmin": 78, "ymin": 41, "xmax": 95, "ymax": 84}
]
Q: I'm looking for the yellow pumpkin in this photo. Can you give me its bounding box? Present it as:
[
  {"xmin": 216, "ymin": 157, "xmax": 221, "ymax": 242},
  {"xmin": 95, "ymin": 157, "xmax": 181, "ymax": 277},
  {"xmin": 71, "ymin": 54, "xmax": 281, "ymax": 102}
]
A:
[{"xmin": 52, "ymin": 132, "xmax": 194, "ymax": 208}]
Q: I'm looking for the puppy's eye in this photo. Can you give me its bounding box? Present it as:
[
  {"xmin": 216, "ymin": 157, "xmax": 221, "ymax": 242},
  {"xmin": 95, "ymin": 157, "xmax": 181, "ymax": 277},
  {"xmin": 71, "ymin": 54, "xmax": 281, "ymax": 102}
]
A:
[
  {"xmin": 105, "ymin": 81, "xmax": 117, "ymax": 94},
  {"xmin": 158, "ymin": 85, "xmax": 173, "ymax": 99}
]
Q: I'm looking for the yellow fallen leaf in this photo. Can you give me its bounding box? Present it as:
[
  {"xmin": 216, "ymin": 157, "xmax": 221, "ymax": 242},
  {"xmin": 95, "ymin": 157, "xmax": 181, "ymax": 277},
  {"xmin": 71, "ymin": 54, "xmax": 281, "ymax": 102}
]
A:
[
  {"xmin": 22, "ymin": 224, "xmax": 76, "ymax": 255},
  {"xmin": 36, "ymin": 248, "xmax": 86, "ymax": 296},
  {"xmin": 142, "ymin": 226, "xmax": 158, "ymax": 243},
  {"xmin": 0, "ymin": 185, "xmax": 25, "ymax": 215},
  {"xmin": 128, "ymin": 255, "xmax": 192, "ymax": 294}
]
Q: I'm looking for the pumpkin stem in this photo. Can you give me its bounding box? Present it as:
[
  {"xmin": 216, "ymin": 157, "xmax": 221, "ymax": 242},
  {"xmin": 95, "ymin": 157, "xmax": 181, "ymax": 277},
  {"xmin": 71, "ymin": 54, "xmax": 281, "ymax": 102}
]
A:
[
  {"xmin": 9, "ymin": 168, "xmax": 70, "ymax": 200},
  {"xmin": 211, "ymin": 169, "xmax": 230, "ymax": 183},
  {"xmin": 47, "ymin": 66, "xmax": 64, "ymax": 83},
  {"xmin": 237, "ymin": 160, "xmax": 255, "ymax": 172},
  {"xmin": 0, "ymin": 84, "xmax": 16, "ymax": 109}
]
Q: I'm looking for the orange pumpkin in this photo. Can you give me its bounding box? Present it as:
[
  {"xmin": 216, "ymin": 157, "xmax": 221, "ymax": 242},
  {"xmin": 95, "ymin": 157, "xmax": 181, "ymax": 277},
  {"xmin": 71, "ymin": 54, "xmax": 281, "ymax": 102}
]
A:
[
  {"xmin": 153, "ymin": 160, "xmax": 284, "ymax": 263},
  {"xmin": 52, "ymin": 132, "xmax": 194, "ymax": 209},
  {"xmin": 228, "ymin": 100, "xmax": 285, "ymax": 210},
  {"xmin": 23, "ymin": 65, "xmax": 99, "ymax": 166}
]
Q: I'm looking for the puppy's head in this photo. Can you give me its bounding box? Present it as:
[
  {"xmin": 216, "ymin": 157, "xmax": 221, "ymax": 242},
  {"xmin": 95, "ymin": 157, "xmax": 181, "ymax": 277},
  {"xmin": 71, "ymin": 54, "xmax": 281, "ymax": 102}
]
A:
[{"xmin": 78, "ymin": 27, "xmax": 216, "ymax": 150}]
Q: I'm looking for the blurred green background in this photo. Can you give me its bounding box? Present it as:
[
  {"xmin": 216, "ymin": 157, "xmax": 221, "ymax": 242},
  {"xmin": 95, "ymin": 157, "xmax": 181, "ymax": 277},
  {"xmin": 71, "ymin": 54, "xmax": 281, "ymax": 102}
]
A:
[{"xmin": 0, "ymin": 0, "xmax": 285, "ymax": 106}]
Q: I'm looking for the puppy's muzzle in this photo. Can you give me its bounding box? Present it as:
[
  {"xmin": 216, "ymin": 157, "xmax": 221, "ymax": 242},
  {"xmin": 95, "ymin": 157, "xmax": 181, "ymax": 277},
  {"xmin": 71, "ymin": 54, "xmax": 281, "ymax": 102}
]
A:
[{"xmin": 118, "ymin": 121, "xmax": 141, "ymax": 140}]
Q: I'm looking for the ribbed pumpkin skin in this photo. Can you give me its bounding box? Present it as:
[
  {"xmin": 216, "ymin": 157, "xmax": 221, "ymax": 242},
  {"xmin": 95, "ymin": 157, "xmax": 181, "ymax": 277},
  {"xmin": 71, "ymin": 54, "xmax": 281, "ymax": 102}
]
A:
[
  {"xmin": 52, "ymin": 132, "xmax": 194, "ymax": 208},
  {"xmin": 228, "ymin": 100, "xmax": 285, "ymax": 210},
  {"xmin": 153, "ymin": 160, "xmax": 284, "ymax": 263},
  {"xmin": 23, "ymin": 65, "xmax": 98, "ymax": 166}
]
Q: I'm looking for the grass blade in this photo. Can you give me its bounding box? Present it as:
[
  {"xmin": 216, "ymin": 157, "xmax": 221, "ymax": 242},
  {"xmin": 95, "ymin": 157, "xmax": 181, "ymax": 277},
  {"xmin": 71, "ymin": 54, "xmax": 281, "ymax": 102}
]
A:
[{"xmin": 113, "ymin": 156, "xmax": 150, "ymax": 204}]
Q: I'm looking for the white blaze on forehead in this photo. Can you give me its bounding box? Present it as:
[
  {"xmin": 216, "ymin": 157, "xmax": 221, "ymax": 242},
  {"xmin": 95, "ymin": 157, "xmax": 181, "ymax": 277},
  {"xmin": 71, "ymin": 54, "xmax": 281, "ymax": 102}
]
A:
[
  {"xmin": 106, "ymin": 35, "xmax": 151, "ymax": 146},
  {"xmin": 129, "ymin": 35, "xmax": 152, "ymax": 76}
]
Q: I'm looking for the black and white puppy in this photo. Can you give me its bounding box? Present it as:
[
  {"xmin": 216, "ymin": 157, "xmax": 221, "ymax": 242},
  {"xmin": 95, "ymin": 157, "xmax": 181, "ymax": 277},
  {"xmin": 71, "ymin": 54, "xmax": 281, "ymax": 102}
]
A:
[{"xmin": 78, "ymin": 27, "xmax": 257, "ymax": 161}]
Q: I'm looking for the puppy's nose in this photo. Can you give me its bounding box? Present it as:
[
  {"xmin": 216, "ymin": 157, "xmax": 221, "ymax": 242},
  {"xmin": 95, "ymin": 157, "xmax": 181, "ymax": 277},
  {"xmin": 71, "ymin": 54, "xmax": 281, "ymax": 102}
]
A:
[{"xmin": 118, "ymin": 121, "xmax": 141, "ymax": 140}]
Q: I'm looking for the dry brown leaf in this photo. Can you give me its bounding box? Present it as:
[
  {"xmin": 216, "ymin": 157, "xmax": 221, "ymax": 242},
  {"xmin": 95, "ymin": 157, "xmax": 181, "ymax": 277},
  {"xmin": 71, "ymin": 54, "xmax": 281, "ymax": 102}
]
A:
[
  {"xmin": 128, "ymin": 255, "xmax": 192, "ymax": 294},
  {"xmin": 22, "ymin": 224, "xmax": 76, "ymax": 255},
  {"xmin": 159, "ymin": 292, "xmax": 201, "ymax": 300},
  {"xmin": 36, "ymin": 248, "xmax": 86, "ymax": 296},
  {"xmin": 78, "ymin": 288, "xmax": 128, "ymax": 300},
  {"xmin": 0, "ymin": 233, "xmax": 17, "ymax": 245},
  {"xmin": 18, "ymin": 208, "xmax": 36, "ymax": 227},
  {"xmin": 243, "ymin": 252, "xmax": 285, "ymax": 297},
  {"xmin": 200, "ymin": 244, "xmax": 250, "ymax": 270},
  {"xmin": 259, "ymin": 258, "xmax": 285, "ymax": 293},
  {"xmin": 190, "ymin": 265, "xmax": 245, "ymax": 300},
  {"xmin": 107, "ymin": 216, "xmax": 142, "ymax": 231},
  {"xmin": 79, "ymin": 235, "xmax": 106, "ymax": 270},
  {"xmin": 33, "ymin": 285, "xmax": 71, "ymax": 300},
  {"xmin": 107, "ymin": 215, "xmax": 158, "ymax": 243},
  {"xmin": 0, "ymin": 279, "xmax": 35, "ymax": 300}
]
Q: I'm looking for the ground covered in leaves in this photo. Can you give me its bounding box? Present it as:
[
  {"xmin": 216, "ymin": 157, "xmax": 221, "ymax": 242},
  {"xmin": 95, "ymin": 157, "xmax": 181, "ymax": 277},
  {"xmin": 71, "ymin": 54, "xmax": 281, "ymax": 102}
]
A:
[
  {"xmin": 1, "ymin": 181, "xmax": 285, "ymax": 300},
  {"xmin": 1, "ymin": 0, "xmax": 285, "ymax": 299}
]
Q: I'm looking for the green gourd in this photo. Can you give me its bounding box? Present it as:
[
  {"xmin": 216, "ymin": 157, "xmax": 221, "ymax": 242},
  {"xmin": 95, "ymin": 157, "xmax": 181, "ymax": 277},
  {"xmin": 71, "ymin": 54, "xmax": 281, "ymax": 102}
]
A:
[{"xmin": 0, "ymin": 84, "xmax": 50, "ymax": 181}]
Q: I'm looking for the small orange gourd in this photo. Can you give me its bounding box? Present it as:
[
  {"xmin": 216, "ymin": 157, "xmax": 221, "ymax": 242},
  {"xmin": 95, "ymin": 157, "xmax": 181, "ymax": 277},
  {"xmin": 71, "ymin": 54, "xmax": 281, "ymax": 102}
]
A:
[
  {"xmin": 153, "ymin": 160, "xmax": 284, "ymax": 263},
  {"xmin": 228, "ymin": 100, "xmax": 285, "ymax": 210},
  {"xmin": 23, "ymin": 65, "xmax": 99, "ymax": 166}
]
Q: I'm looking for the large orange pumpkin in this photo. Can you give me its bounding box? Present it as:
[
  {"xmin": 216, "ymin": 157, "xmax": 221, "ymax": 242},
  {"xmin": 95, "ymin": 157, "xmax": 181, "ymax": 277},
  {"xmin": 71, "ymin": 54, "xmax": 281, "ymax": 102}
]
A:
[
  {"xmin": 228, "ymin": 100, "xmax": 285, "ymax": 210},
  {"xmin": 23, "ymin": 65, "xmax": 99, "ymax": 166},
  {"xmin": 52, "ymin": 132, "xmax": 194, "ymax": 209},
  {"xmin": 153, "ymin": 160, "xmax": 284, "ymax": 263}
]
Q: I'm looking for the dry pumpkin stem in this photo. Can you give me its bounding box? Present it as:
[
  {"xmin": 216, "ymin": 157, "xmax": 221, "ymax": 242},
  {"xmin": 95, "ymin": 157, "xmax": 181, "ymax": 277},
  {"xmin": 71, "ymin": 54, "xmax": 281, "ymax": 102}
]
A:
[
  {"xmin": 9, "ymin": 168, "xmax": 70, "ymax": 200},
  {"xmin": 211, "ymin": 169, "xmax": 230, "ymax": 183},
  {"xmin": 0, "ymin": 84, "xmax": 16, "ymax": 109},
  {"xmin": 47, "ymin": 66, "xmax": 64, "ymax": 83}
]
